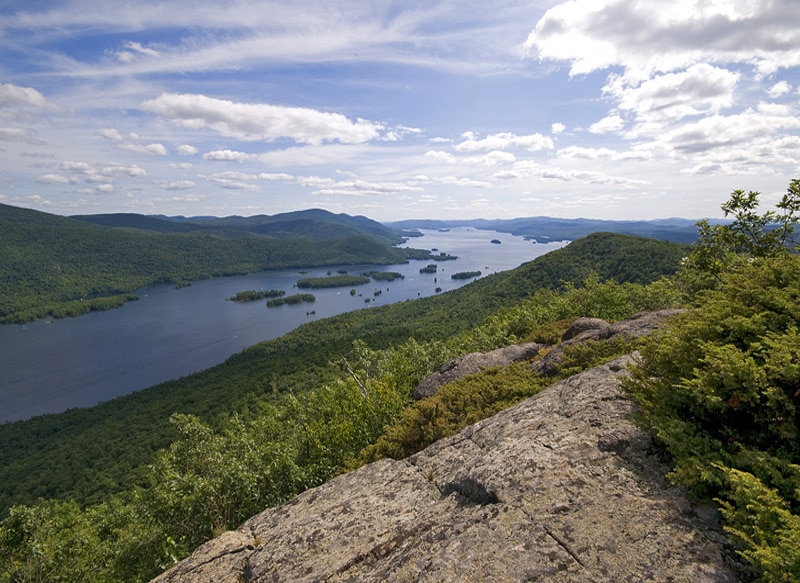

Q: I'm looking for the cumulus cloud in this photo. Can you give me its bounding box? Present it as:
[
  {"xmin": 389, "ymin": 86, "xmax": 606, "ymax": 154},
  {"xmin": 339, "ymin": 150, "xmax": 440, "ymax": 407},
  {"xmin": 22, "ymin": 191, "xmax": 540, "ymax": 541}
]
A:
[
  {"xmin": 291, "ymin": 174, "xmax": 423, "ymax": 197},
  {"xmin": 258, "ymin": 172, "xmax": 294, "ymax": 181},
  {"xmin": 551, "ymin": 122, "xmax": 566, "ymax": 134},
  {"xmin": 558, "ymin": 145, "xmax": 652, "ymax": 161},
  {"xmin": 0, "ymin": 127, "xmax": 44, "ymax": 144},
  {"xmin": 61, "ymin": 161, "xmax": 147, "ymax": 183},
  {"xmin": 98, "ymin": 128, "xmax": 125, "ymax": 141},
  {"xmin": 502, "ymin": 160, "xmax": 649, "ymax": 187},
  {"xmin": 588, "ymin": 114, "xmax": 625, "ymax": 135},
  {"xmin": 36, "ymin": 173, "xmax": 70, "ymax": 184},
  {"xmin": 142, "ymin": 93, "xmax": 383, "ymax": 145},
  {"xmin": 604, "ymin": 63, "xmax": 739, "ymax": 123},
  {"xmin": 207, "ymin": 171, "xmax": 260, "ymax": 190},
  {"xmin": 160, "ymin": 180, "xmax": 196, "ymax": 190},
  {"xmin": 463, "ymin": 150, "xmax": 516, "ymax": 166},
  {"xmin": 768, "ymin": 80, "xmax": 792, "ymax": 98},
  {"xmin": 454, "ymin": 132, "xmax": 553, "ymax": 152},
  {"xmin": 0, "ymin": 83, "xmax": 53, "ymax": 109},
  {"xmin": 524, "ymin": 0, "xmax": 800, "ymax": 80},
  {"xmin": 202, "ymin": 149, "xmax": 250, "ymax": 162},
  {"xmin": 177, "ymin": 144, "xmax": 198, "ymax": 155},
  {"xmin": 438, "ymin": 176, "xmax": 492, "ymax": 188},
  {"xmin": 425, "ymin": 150, "xmax": 457, "ymax": 163},
  {"xmin": 119, "ymin": 142, "xmax": 168, "ymax": 155}
]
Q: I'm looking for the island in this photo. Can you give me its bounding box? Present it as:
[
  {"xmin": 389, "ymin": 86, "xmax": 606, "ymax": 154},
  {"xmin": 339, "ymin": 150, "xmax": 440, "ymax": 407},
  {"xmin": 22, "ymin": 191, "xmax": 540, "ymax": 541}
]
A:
[
  {"xmin": 297, "ymin": 275, "xmax": 371, "ymax": 288},
  {"xmin": 228, "ymin": 289, "xmax": 286, "ymax": 302},
  {"xmin": 266, "ymin": 293, "xmax": 316, "ymax": 307},
  {"xmin": 451, "ymin": 271, "xmax": 482, "ymax": 280}
]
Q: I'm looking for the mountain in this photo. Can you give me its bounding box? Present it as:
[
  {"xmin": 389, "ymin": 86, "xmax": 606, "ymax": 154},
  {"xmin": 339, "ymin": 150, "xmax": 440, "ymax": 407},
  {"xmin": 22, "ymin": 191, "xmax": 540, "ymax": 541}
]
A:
[
  {"xmin": 73, "ymin": 208, "xmax": 408, "ymax": 244},
  {"xmin": 385, "ymin": 216, "xmax": 717, "ymax": 244},
  {"xmin": 0, "ymin": 204, "xmax": 420, "ymax": 324}
]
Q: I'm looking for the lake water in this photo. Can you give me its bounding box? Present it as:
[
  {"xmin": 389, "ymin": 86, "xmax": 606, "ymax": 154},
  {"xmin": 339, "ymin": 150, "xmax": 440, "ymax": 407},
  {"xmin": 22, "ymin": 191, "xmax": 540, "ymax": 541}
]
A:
[{"xmin": 0, "ymin": 229, "xmax": 565, "ymax": 423}]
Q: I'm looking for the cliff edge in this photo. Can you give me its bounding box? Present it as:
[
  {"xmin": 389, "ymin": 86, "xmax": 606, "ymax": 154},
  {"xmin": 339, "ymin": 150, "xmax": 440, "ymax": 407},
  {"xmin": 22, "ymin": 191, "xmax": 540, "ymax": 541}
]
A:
[{"xmin": 153, "ymin": 319, "xmax": 745, "ymax": 582}]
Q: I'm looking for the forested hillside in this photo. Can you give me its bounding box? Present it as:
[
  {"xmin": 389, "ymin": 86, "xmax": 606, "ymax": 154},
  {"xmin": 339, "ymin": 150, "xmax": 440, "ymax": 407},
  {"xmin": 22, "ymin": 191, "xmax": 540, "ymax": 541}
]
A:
[
  {"xmin": 0, "ymin": 232, "xmax": 687, "ymax": 514},
  {"xmin": 0, "ymin": 204, "xmax": 422, "ymax": 324}
]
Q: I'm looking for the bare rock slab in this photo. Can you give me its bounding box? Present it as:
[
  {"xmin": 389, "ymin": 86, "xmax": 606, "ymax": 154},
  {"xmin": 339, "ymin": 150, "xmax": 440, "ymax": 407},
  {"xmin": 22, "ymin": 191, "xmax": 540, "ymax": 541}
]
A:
[{"xmin": 154, "ymin": 350, "xmax": 742, "ymax": 582}]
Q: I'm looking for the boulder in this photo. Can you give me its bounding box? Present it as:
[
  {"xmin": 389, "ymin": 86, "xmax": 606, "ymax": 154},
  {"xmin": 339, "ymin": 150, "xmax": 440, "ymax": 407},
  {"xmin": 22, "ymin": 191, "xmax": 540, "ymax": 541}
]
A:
[{"xmin": 413, "ymin": 342, "xmax": 544, "ymax": 400}]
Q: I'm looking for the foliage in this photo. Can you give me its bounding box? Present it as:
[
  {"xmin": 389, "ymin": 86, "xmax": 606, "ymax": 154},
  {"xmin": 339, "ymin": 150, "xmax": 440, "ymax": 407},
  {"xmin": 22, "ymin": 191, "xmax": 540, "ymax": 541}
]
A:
[
  {"xmin": 296, "ymin": 274, "xmax": 371, "ymax": 288},
  {"xmin": 227, "ymin": 289, "xmax": 285, "ymax": 302},
  {"xmin": 626, "ymin": 180, "xmax": 800, "ymax": 581},
  {"xmin": 367, "ymin": 271, "xmax": 405, "ymax": 281},
  {"xmin": 267, "ymin": 293, "xmax": 316, "ymax": 307},
  {"xmin": 357, "ymin": 280, "xmax": 665, "ymax": 466},
  {"xmin": 451, "ymin": 270, "xmax": 482, "ymax": 280},
  {"xmin": 678, "ymin": 179, "xmax": 800, "ymax": 293}
]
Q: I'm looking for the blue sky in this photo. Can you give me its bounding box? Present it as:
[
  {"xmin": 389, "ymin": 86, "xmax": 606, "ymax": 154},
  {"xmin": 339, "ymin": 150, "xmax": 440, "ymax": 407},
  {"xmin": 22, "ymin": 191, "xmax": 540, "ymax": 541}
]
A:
[{"xmin": 1, "ymin": 0, "xmax": 798, "ymax": 221}]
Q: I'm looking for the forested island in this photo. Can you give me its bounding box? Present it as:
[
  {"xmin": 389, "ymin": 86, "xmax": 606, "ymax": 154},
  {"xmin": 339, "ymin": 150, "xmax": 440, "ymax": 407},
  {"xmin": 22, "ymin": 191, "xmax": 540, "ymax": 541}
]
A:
[
  {"xmin": 227, "ymin": 289, "xmax": 285, "ymax": 302},
  {"xmin": 451, "ymin": 270, "xmax": 482, "ymax": 280},
  {"xmin": 266, "ymin": 293, "xmax": 316, "ymax": 307},
  {"xmin": 297, "ymin": 275, "xmax": 371, "ymax": 288}
]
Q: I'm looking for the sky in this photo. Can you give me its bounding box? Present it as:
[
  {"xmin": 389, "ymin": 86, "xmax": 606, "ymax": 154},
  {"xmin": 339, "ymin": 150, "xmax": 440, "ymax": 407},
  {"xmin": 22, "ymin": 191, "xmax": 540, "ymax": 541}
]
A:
[{"xmin": 1, "ymin": 0, "xmax": 799, "ymax": 222}]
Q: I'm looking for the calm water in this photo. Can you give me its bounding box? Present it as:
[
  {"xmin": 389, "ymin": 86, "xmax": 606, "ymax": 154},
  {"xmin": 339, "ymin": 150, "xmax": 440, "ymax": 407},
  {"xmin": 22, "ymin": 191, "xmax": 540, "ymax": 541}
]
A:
[{"xmin": 0, "ymin": 229, "xmax": 565, "ymax": 423}]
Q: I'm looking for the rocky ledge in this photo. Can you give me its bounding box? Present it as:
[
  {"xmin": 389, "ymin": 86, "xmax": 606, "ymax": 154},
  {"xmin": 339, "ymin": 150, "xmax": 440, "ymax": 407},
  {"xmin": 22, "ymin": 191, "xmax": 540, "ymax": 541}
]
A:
[{"xmin": 153, "ymin": 312, "xmax": 745, "ymax": 582}]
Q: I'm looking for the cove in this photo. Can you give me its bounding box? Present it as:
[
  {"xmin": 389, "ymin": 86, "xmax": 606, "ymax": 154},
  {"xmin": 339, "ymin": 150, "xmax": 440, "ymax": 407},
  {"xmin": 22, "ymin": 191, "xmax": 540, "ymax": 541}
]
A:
[{"xmin": 0, "ymin": 229, "xmax": 565, "ymax": 423}]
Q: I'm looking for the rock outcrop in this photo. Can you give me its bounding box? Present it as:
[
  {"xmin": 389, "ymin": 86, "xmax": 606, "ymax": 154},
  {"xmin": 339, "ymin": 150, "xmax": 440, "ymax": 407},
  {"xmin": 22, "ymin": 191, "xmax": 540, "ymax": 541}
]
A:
[
  {"xmin": 153, "ymin": 314, "xmax": 744, "ymax": 582},
  {"xmin": 413, "ymin": 342, "xmax": 545, "ymax": 400}
]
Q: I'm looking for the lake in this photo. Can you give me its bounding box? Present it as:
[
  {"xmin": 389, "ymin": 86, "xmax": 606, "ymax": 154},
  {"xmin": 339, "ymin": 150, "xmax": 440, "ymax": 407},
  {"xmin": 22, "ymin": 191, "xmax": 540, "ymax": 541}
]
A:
[{"xmin": 0, "ymin": 229, "xmax": 565, "ymax": 423}]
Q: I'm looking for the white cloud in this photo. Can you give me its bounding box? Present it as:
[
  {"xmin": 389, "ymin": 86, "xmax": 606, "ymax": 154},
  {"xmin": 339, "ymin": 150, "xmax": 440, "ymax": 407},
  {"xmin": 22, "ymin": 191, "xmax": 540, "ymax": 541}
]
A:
[
  {"xmin": 258, "ymin": 173, "xmax": 294, "ymax": 181},
  {"xmin": 177, "ymin": 144, "xmax": 198, "ymax": 155},
  {"xmin": 0, "ymin": 127, "xmax": 44, "ymax": 144},
  {"xmin": 438, "ymin": 176, "xmax": 492, "ymax": 188},
  {"xmin": 604, "ymin": 64, "xmax": 739, "ymax": 124},
  {"xmin": 142, "ymin": 93, "xmax": 383, "ymax": 145},
  {"xmin": 119, "ymin": 142, "xmax": 168, "ymax": 156},
  {"xmin": 0, "ymin": 83, "xmax": 53, "ymax": 109},
  {"xmin": 61, "ymin": 161, "xmax": 147, "ymax": 182},
  {"xmin": 36, "ymin": 174, "xmax": 70, "ymax": 184},
  {"xmin": 210, "ymin": 171, "xmax": 257, "ymax": 181},
  {"xmin": 768, "ymin": 80, "xmax": 792, "ymax": 98},
  {"xmin": 160, "ymin": 180, "xmax": 196, "ymax": 191},
  {"xmin": 463, "ymin": 150, "xmax": 516, "ymax": 166},
  {"xmin": 558, "ymin": 146, "xmax": 652, "ymax": 161},
  {"xmin": 454, "ymin": 132, "xmax": 553, "ymax": 152},
  {"xmin": 645, "ymin": 103, "xmax": 800, "ymax": 155},
  {"xmin": 551, "ymin": 122, "xmax": 565, "ymax": 134},
  {"xmin": 524, "ymin": 0, "xmax": 800, "ymax": 80},
  {"xmin": 589, "ymin": 114, "xmax": 625, "ymax": 134},
  {"xmin": 98, "ymin": 128, "xmax": 125, "ymax": 141},
  {"xmin": 202, "ymin": 149, "xmax": 251, "ymax": 162},
  {"xmin": 425, "ymin": 150, "xmax": 457, "ymax": 164},
  {"xmin": 504, "ymin": 160, "xmax": 649, "ymax": 187}
]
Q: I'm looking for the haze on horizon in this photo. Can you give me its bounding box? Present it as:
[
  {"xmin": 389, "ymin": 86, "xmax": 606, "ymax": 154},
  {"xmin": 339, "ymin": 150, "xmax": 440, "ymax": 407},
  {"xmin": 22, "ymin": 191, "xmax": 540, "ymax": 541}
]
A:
[{"xmin": 1, "ymin": 0, "xmax": 798, "ymax": 223}]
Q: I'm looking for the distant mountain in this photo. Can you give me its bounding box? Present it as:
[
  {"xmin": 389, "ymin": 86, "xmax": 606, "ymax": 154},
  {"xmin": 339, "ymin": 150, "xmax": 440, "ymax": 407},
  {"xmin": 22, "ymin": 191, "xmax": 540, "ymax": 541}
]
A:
[
  {"xmin": 0, "ymin": 204, "xmax": 422, "ymax": 324},
  {"xmin": 73, "ymin": 208, "xmax": 408, "ymax": 244},
  {"xmin": 384, "ymin": 216, "xmax": 720, "ymax": 244}
]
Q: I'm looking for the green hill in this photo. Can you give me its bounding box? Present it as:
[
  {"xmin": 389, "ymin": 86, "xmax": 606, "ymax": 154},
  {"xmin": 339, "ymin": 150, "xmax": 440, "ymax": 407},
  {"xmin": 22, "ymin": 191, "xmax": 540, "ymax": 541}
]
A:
[{"xmin": 0, "ymin": 204, "xmax": 421, "ymax": 324}]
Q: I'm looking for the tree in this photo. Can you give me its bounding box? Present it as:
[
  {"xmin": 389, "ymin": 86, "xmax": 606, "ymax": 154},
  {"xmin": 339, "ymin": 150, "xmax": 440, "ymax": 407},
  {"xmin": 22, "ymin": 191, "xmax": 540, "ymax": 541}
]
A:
[{"xmin": 681, "ymin": 179, "xmax": 800, "ymax": 291}]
